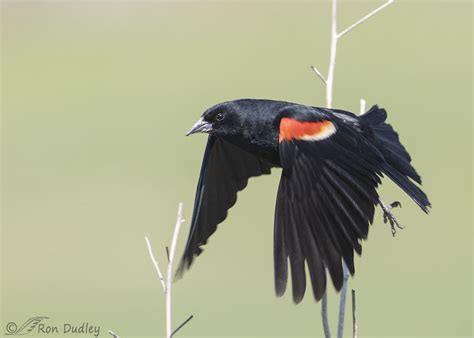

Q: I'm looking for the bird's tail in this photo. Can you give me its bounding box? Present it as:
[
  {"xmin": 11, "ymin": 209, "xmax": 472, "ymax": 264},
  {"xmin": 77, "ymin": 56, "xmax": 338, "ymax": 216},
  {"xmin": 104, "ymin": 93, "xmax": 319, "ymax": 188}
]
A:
[{"xmin": 360, "ymin": 105, "xmax": 431, "ymax": 212}]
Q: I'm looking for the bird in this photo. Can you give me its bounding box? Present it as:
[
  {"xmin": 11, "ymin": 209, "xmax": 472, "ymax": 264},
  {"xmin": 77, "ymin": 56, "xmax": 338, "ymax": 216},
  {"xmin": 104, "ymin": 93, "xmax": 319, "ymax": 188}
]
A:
[{"xmin": 178, "ymin": 98, "xmax": 430, "ymax": 303}]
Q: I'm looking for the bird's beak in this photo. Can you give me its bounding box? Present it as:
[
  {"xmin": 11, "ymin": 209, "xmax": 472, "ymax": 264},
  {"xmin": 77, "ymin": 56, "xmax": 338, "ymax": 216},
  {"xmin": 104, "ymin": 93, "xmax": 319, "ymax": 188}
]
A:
[{"xmin": 186, "ymin": 118, "xmax": 212, "ymax": 136}]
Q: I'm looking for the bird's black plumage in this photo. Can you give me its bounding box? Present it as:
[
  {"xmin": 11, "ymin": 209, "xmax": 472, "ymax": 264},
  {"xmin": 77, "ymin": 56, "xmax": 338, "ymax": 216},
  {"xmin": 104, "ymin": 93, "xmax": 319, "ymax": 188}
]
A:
[{"xmin": 178, "ymin": 99, "xmax": 430, "ymax": 303}]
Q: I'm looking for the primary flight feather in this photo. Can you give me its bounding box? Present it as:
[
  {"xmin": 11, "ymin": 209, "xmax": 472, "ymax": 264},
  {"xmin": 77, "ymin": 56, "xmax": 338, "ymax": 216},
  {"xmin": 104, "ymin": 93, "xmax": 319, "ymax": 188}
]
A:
[{"xmin": 178, "ymin": 99, "xmax": 430, "ymax": 303}]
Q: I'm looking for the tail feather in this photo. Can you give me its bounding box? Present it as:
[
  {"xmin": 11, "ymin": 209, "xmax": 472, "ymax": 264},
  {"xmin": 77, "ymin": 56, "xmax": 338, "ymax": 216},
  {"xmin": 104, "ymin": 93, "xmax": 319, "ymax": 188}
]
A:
[
  {"xmin": 360, "ymin": 105, "xmax": 431, "ymax": 212},
  {"xmin": 382, "ymin": 163, "xmax": 431, "ymax": 213},
  {"xmin": 373, "ymin": 123, "xmax": 422, "ymax": 184}
]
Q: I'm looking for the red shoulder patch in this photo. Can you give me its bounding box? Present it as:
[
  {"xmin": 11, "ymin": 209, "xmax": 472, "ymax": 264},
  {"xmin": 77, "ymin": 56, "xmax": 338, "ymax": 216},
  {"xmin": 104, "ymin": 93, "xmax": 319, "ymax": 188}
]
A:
[{"xmin": 279, "ymin": 118, "xmax": 336, "ymax": 142}]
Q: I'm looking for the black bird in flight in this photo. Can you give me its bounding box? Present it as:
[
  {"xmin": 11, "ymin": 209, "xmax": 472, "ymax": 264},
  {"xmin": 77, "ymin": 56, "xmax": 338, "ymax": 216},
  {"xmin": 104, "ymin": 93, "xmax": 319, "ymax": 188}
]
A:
[{"xmin": 179, "ymin": 99, "xmax": 430, "ymax": 303}]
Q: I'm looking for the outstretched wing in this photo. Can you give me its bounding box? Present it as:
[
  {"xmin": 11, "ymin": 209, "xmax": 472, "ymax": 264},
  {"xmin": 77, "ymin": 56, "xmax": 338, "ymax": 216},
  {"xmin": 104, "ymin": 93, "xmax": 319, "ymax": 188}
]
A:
[
  {"xmin": 178, "ymin": 136, "xmax": 272, "ymax": 275},
  {"xmin": 274, "ymin": 109, "xmax": 385, "ymax": 303}
]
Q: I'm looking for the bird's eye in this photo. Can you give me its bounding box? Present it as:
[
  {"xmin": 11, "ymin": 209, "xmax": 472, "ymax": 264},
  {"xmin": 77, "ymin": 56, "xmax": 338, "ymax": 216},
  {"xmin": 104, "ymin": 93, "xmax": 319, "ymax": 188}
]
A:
[{"xmin": 215, "ymin": 112, "xmax": 224, "ymax": 122}]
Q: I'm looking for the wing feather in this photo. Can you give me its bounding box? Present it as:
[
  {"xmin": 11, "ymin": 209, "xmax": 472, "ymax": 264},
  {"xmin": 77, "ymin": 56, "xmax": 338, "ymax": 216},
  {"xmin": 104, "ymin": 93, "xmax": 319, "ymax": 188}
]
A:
[
  {"xmin": 178, "ymin": 136, "xmax": 272, "ymax": 275},
  {"xmin": 275, "ymin": 114, "xmax": 383, "ymax": 302}
]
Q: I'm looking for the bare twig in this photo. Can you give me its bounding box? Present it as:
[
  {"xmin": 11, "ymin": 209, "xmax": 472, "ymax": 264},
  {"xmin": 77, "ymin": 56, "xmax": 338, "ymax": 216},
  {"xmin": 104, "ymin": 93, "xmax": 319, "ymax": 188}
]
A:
[
  {"xmin": 145, "ymin": 236, "xmax": 166, "ymax": 292},
  {"xmin": 359, "ymin": 99, "xmax": 367, "ymax": 115},
  {"xmin": 171, "ymin": 315, "xmax": 194, "ymax": 337},
  {"xmin": 326, "ymin": 0, "xmax": 338, "ymax": 108},
  {"xmin": 145, "ymin": 203, "xmax": 190, "ymax": 338},
  {"xmin": 108, "ymin": 330, "xmax": 119, "ymax": 338},
  {"xmin": 166, "ymin": 203, "xmax": 185, "ymax": 338},
  {"xmin": 337, "ymin": 0, "xmax": 395, "ymax": 39},
  {"xmin": 311, "ymin": 65, "xmax": 327, "ymax": 84},
  {"xmin": 313, "ymin": 0, "xmax": 394, "ymax": 108},
  {"xmin": 321, "ymin": 292, "xmax": 331, "ymax": 338},
  {"xmin": 352, "ymin": 289, "xmax": 357, "ymax": 338},
  {"xmin": 337, "ymin": 262, "xmax": 350, "ymax": 338}
]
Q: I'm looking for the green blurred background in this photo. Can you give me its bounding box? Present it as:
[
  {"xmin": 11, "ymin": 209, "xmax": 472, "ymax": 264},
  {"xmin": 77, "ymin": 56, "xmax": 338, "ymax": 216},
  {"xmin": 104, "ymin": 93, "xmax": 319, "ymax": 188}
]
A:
[{"xmin": 1, "ymin": 0, "xmax": 472, "ymax": 337}]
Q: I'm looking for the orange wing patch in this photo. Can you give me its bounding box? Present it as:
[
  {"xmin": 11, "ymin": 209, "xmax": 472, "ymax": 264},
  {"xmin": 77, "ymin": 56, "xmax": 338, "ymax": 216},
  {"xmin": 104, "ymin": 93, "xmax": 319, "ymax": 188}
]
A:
[{"xmin": 279, "ymin": 118, "xmax": 336, "ymax": 142}]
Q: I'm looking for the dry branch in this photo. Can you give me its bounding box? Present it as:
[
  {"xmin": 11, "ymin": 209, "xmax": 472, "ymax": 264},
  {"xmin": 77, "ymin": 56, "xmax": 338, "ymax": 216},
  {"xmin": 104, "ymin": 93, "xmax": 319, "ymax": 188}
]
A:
[{"xmin": 144, "ymin": 203, "xmax": 192, "ymax": 338}]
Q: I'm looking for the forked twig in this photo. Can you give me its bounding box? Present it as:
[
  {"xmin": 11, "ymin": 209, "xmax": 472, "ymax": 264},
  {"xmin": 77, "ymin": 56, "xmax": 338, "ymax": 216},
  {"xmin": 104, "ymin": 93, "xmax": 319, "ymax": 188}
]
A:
[
  {"xmin": 311, "ymin": 0, "xmax": 395, "ymax": 108},
  {"xmin": 338, "ymin": 0, "xmax": 395, "ymax": 39},
  {"xmin": 145, "ymin": 236, "xmax": 166, "ymax": 292},
  {"xmin": 144, "ymin": 203, "xmax": 193, "ymax": 338}
]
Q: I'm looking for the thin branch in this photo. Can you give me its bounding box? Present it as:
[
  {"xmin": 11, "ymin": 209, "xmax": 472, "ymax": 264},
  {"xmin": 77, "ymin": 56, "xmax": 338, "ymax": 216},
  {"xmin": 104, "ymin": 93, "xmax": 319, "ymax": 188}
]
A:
[
  {"xmin": 321, "ymin": 292, "xmax": 331, "ymax": 338},
  {"xmin": 166, "ymin": 246, "xmax": 170, "ymax": 263},
  {"xmin": 352, "ymin": 289, "xmax": 357, "ymax": 338},
  {"xmin": 311, "ymin": 65, "xmax": 327, "ymax": 84},
  {"xmin": 108, "ymin": 330, "xmax": 119, "ymax": 338},
  {"xmin": 145, "ymin": 203, "xmax": 187, "ymax": 338},
  {"xmin": 359, "ymin": 99, "xmax": 367, "ymax": 115},
  {"xmin": 326, "ymin": 0, "xmax": 338, "ymax": 108},
  {"xmin": 145, "ymin": 236, "xmax": 166, "ymax": 292},
  {"xmin": 337, "ymin": 262, "xmax": 350, "ymax": 338},
  {"xmin": 171, "ymin": 315, "xmax": 194, "ymax": 337},
  {"xmin": 337, "ymin": 0, "xmax": 394, "ymax": 39},
  {"xmin": 166, "ymin": 203, "xmax": 185, "ymax": 338}
]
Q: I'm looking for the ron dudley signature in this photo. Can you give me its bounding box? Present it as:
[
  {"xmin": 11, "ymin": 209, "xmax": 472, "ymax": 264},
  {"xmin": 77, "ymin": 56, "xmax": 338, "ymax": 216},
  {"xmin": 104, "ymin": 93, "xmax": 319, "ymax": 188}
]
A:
[{"xmin": 5, "ymin": 317, "xmax": 101, "ymax": 337}]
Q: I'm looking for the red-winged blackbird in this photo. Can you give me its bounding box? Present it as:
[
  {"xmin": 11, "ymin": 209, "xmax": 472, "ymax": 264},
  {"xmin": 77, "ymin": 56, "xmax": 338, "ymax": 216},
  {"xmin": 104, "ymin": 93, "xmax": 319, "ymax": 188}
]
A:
[{"xmin": 179, "ymin": 99, "xmax": 430, "ymax": 303}]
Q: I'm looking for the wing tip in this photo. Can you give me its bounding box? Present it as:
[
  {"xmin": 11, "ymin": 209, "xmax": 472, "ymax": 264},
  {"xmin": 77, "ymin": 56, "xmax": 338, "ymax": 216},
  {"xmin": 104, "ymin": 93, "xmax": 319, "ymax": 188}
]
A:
[
  {"xmin": 275, "ymin": 277, "xmax": 287, "ymax": 298},
  {"xmin": 292, "ymin": 293, "xmax": 305, "ymax": 304},
  {"xmin": 174, "ymin": 257, "xmax": 189, "ymax": 280}
]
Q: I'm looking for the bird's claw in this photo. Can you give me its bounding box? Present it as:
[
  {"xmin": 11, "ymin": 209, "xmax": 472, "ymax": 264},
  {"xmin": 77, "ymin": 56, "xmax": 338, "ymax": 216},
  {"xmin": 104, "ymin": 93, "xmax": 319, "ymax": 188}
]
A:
[{"xmin": 380, "ymin": 201, "xmax": 403, "ymax": 236}]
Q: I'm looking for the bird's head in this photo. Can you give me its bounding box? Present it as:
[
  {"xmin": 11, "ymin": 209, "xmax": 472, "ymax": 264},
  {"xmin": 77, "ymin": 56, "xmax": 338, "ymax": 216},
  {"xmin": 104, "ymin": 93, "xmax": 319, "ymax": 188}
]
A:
[
  {"xmin": 186, "ymin": 101, "xmax": 244, "ymax": 138},
  {"xmin": 186, "ymin": 98, "xmax": 289, "ymax": 138}
]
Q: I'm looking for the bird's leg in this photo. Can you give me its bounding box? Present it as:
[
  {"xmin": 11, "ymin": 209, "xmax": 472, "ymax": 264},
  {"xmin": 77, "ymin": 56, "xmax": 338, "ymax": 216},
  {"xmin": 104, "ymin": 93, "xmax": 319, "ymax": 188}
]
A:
[{"xmin": 379, "ymin": 199, "xmax": 403, "ymax": 236}]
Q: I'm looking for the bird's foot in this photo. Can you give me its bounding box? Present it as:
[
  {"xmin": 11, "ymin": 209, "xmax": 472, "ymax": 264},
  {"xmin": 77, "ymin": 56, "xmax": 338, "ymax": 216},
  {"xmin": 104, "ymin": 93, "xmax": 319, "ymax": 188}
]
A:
[{"xmin": 380, "ymin": 200, "xmax": 403, "ymax": 236}]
